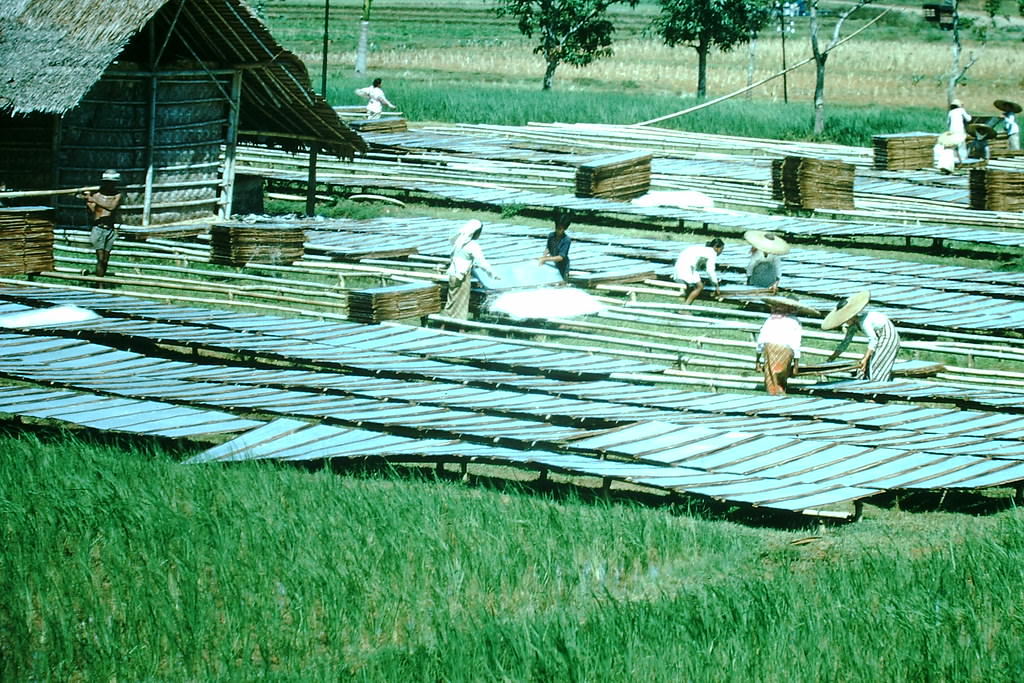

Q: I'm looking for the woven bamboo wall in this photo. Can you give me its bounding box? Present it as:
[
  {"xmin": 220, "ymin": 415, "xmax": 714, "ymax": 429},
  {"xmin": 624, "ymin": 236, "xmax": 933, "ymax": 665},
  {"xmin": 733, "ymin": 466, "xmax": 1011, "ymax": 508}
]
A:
[
  {"xmin": 54, "ymin": 64, "xmax": 228, "ymax": 227},
  {"xmin": 0, "ymin": 114, "xmax": 54, "ymax": 192}
]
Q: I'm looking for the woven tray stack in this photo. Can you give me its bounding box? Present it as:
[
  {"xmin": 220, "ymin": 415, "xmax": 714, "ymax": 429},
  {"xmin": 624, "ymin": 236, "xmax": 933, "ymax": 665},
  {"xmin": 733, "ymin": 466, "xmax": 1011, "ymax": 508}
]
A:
[
  {"xmin": 575, "ymin": 151, "xmax": 652, "ymax": 200},
  {"xmin": 210, "ymin": 223, "xmax": 306, "ymax": 266},
  {"xmin": 0, "ymin": 207, "xmax": 54, "ymax": 275},
  {"xmin": 772, "ymin": 156, "xmax": 855, "ymax": 210},
  {"xmin": 969, "ymin": 168, "xmax": 1024, "ymax": 212},
  {"xmin": 348, "ymin": 281, "xmax": 441, "ymax": 323},
  {"xmin": 347, "ymin": 118, "xmax": 408, "ymax": 134},
  {"xmin": 872, "ymin": 133, "xmax": 938, "ymax": 170}
]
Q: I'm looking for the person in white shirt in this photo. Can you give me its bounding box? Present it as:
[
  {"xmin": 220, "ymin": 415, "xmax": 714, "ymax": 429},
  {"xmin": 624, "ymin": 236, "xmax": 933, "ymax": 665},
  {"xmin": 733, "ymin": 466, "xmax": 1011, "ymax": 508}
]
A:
[
  {"xmin": 673, "ymin": 238, "xmax": 724, "ymax": 305},
  {"xmin": 1004, "ymin": 110, "xmax": 1020, "ymax": 151},
  {"xmin": 755, "ymin": 298, "xmax": 808, "ymax": 395},
  {"xmin": 442, "ymin": 219, "xmax": 497, "ymax": 319},
  {"xmin": 355, "ymin": 78, "xmax": 396, "ymax": 119},
  {"xmin": 823, "ymin": 290, "xmax": 901, "ymax": 381},
  {"xmin": 947, "ymin": 99, "xmax": 972, "ymax": 162}
]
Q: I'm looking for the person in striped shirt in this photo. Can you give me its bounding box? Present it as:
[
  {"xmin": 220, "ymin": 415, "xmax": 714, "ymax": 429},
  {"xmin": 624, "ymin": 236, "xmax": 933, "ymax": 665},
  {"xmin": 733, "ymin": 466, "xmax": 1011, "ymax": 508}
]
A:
[{"xmin": 823, "ymin": 290, "xmax": 901, "ymax": 381}]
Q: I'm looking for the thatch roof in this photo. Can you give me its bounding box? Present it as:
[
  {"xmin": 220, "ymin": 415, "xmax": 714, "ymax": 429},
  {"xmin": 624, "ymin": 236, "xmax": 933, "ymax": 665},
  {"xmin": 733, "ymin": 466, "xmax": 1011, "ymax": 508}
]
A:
[{"xmin": 0, "ymin": 0, "xmax": 366, "ymax": 157}]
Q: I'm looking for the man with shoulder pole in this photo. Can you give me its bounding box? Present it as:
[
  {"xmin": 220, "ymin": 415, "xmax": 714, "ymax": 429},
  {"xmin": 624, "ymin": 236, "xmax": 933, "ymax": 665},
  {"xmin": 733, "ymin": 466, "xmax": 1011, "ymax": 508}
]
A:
[{"xmin": 78, "ymin": 169, "xmax": 122, "ymax": 278}]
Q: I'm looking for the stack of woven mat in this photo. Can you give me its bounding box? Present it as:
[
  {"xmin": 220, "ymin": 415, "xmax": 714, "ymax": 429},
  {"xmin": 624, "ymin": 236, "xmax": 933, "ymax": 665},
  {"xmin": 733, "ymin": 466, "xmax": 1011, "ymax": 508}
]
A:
[
  {"xmin": 872, "ymin": 133, "xmax": 938, "ymax": 170},
  {"xmin": 349, "ymin": 281, "xmax": 441, "ymax": 323},
  {"xmin": 210, "ymin": 223, "xmax": 306, "ymax": 266},
  {"xmin": 969, "ymin": 168, "xmax": 1024, "ymax": 211},
  {"xmin": 575, "ymin": 151, "xmax": 652, "ymax": 200},
  {"xmin": 771, "ymin": 156, "xmax": 855, "ymax": 210},
  {"xmin": 0, "ymin": 207, "xmax": 54, "ymax": 275},
  {"xmin": 347, "ymin": 118, "xmax": 408, "ymax": 134}
]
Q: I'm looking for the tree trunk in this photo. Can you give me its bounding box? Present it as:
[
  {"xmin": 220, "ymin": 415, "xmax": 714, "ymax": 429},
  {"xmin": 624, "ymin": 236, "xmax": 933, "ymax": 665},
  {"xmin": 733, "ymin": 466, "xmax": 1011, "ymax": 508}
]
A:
[
  {"xmin": 355, "ymin": 20, "xmax": 369, "ymax": 74},
  {"xmin": 746, "ymin": 35, "xmax": 757, "ymax": 97},
  {"xmin": 543, "ymin": 59, "xmax": 558, "ymax": 90},
  {"xmin": 947, "ymin": 0, "xmax": 961, "ymax": 101},
  {"xmin": 696, "ymin": 37, "xmax": 709, "ymax": 100},
  {"xmin": 813, "ymin": 55, "xmax": 828, "ymax": 135},
  {"xmin": 809, "ymin": 1, "xmax": 825, "ymax": 135}
]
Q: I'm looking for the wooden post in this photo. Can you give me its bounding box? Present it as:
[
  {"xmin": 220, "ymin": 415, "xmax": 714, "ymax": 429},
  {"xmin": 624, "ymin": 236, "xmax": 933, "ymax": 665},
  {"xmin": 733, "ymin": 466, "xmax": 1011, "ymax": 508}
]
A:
[
  {"xmin": 305, "ymin": 147, "xmax": 319, "ymax": 217},
  {"xmin": 143, "ymin": 73, "xmax": 158, "ymax": 227},
  {"xmin": 220, "ymin": 71, "xmax": 243, "ymax": 219}
]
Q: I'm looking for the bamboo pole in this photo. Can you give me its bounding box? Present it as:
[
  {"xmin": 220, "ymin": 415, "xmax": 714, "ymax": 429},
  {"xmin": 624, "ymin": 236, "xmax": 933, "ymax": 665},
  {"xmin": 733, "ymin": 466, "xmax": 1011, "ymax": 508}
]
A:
[{"xmin": 0, "ymin": 186, "xmax": 96, "ymax": 199}]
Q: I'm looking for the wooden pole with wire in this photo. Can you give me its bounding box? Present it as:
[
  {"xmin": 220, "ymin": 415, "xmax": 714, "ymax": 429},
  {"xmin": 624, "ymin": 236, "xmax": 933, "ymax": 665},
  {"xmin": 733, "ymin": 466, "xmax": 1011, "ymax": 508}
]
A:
[{"xmin": 633, "ymin": 8, "xmax": 890, "ymax": 127}]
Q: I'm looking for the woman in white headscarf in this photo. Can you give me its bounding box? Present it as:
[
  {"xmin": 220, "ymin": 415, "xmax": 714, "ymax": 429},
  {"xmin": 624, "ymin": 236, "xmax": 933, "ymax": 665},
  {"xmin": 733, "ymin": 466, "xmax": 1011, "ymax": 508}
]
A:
[{"xmin": 442, "ymin": 219, "xmax": 497, "ymax": 319}]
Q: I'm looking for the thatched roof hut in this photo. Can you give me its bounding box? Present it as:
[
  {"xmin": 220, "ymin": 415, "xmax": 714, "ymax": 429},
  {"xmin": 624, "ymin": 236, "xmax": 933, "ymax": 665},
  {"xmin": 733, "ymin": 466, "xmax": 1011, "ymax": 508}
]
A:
[{"xmin": 0, "ymin": 0, "xmax": 366, "ymax": 226}]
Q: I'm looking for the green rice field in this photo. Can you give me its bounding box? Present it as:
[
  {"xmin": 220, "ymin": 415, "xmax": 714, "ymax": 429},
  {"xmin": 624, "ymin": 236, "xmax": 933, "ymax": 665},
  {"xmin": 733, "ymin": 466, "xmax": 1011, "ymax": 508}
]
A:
[{"xmin": 3, "ymin": 430, "xmax": 1024, "ymax": 680}]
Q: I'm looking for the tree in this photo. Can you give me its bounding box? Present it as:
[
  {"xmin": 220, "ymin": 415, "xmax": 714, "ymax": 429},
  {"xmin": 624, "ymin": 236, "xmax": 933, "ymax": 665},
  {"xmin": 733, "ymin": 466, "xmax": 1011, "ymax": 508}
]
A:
[
  {"xmin": 496, "ymin": 0, "xmax": 639, "ymax": 90},
  {"xmin": 355, "ymin": 0, "xmax": 372, "ymax": 75},
  {"xmin": 808, "ymin": 0, "xmax": 873, "ymax": 136},
  {"xmin": 653, "ymin": 0, "xmax": 772, "ymax": 100}
]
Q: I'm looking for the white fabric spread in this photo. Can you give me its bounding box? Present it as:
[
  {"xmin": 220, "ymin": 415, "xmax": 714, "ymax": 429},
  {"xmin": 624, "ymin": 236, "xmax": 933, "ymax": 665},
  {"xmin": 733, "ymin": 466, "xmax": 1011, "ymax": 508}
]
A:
[
  {"xmin": 0, "ymin": 305, "xmax": 99, "ymax": 328},
  {"xmin": 489, "ymin": 287, "xmax": 604, "ymax": 319},
  {"xmin": 631, "ymin": 190, "xmax": 715, "ymax": 209}
]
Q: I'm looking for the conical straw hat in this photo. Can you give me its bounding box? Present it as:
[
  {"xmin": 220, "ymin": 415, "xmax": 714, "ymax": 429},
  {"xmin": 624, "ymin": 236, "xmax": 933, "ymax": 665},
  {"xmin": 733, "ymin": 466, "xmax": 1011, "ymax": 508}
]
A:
[
  {"xmin": 744, "ymin": 230, "xmax": 790, "ymax": 255},
  {"xmin": 937, "ymin": 131, "xmax": 965, "ymax": 148},
  {"xmin": 966, "ymin": 122, "xmax": 996, "ymax": 140},
  {"xmin": 822, "ymin": 290, "xmax": 870, "ymax": 330},
  {"xmin": 994, "ymin": 99, "xmax": 1023, "ymax": 114}
]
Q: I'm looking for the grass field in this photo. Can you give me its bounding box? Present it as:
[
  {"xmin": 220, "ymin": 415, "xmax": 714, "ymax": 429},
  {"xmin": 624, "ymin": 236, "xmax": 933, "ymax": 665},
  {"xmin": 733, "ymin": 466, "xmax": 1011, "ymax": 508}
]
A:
[{"xmin": 4, "ymin": 430, "xmax": 1024, "ymax": 680}]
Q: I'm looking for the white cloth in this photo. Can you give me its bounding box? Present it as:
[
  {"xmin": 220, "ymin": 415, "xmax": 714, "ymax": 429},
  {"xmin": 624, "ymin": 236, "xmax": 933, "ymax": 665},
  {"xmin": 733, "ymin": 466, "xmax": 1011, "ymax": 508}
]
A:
[
  {"xmin": 933, "ymin": 144, "xmax": 956, "ymax": 172},
  {"xmin": 861, "ymin": 310, "xmax": 892, "ymax": 351},
  {"xmin": 489, "ymin": 287, "xmax": 604, "ymax": 319},
  {"xmin": 673, "ymin": 245, "xmax": 719, "ymax": 285},
  {"xmin": 757, "ymin": 314, "xmax": 802, "ymax": 359}
]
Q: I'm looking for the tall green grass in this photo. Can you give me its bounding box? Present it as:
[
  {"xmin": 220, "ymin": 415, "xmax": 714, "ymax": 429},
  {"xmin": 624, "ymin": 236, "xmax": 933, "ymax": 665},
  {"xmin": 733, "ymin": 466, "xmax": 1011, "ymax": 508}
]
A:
[
  {"xmin": 3, "ymin": 430, "xmax": 1024, "ymax": 679},
  {"xmin": 331, "ymin": 78, "xmax": 943, "ymax": 147}
]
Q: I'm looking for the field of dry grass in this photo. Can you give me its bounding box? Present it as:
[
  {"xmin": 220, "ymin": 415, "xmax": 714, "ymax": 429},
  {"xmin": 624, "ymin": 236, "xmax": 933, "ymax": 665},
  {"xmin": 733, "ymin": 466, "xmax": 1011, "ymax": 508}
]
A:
[{"xmin": 367, "ymin": 37, "xmax": 1024, "ymax": 109}]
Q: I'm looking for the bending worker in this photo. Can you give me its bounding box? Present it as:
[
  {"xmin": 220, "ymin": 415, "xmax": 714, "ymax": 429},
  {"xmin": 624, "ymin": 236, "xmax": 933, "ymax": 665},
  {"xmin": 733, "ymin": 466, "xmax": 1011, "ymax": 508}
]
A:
[
  {"xmin": 755, "ymin": 296, "xmax": 812, "ymax": 395},
  {"xmin": 744, "ymin": 230, "xmax": 789, "ymax": 292},
  {"xmin": 674, "ymin": 238, "xmax": 724, "ymax": 305},
  {"xmin": 822, "ymin": 290, "xmax": 901, "ymax": 381},
  {"xmin": 442, "ymin": 219, "xmax": 498, "ymax": 319},
  {"xmin": 538, "ymin": 212, "xmax": 571, "ymax": 279}
]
